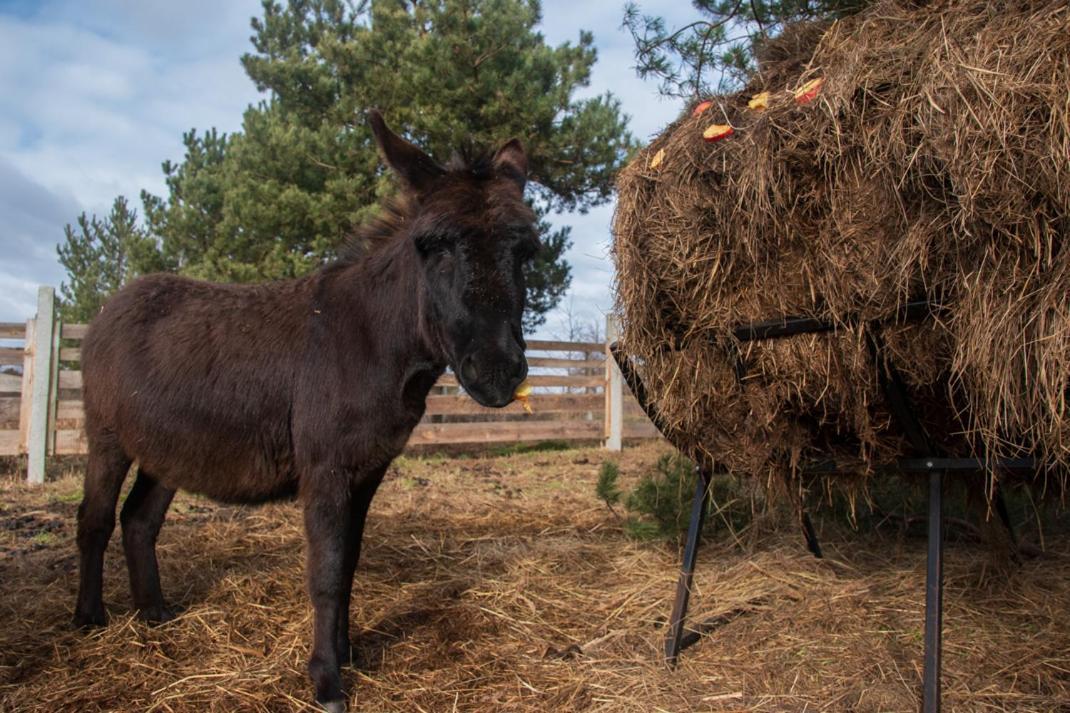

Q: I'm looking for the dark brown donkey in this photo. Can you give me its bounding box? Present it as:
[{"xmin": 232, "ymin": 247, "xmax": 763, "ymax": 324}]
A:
[{"xmin": 73, "ymin": 111, "xmax": 537, "ymax": 712}]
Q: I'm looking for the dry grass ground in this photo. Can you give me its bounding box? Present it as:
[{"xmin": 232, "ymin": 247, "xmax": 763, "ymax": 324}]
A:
[{"xmin": 1, "ymin": 443, "xmax": 1069, "ymax": 712}]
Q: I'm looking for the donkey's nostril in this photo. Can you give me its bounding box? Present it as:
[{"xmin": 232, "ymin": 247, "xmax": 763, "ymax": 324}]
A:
[
  {"xmin": 511, "ymin": 354, "xmax": 527, "ymax": 381},
  {"xmin": 459, "ymin": 355, "xmax": 479, "ymax": 385}
]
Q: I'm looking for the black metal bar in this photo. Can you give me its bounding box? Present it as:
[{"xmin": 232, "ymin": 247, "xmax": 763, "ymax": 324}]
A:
[
  {"xmin": 867, "ymin": 326, "xmax": 945, "ymax": 713},
  {"xmin": 656, "ymin": 298, "xmax": 943, "ymax": 352},
  {"xmin": 992, "ymin": 484, "xmax": 1016, "ymax": 544},
  {"xmin": 803, "ymin": 457, "xmax": 1037, "ymax": 475},
  {"xmin": 665, "ymin": 466, "xmax": 713, "ymax": 667},
  {"xmin": 892, "ymin": 457, "xmax": 1037, "ymax": 472},
  {"xmin": 866, "ymin": 328, "xmax": 935, "ymax": 454},
  {"xmin": 801, "ymin": 511, "xmax": 823, "ymax": 559},
  {"xmin": 732, "ymin": 299, "xmax": 941, "ymax": 343},
  {"xmin": 924, "ymin": 469, "xmax": 944, "ymax": 713},
  {"xmin": 732, "ymin": 314, "xmax": 839, "ymax": 341},
  {"xmin": 991, "ymin": 482, "xmax": 1020, "ymax": 563},
  {"xmin": 782, "ymin": 470, "xmax": 823, "ymax": 559},
  {"xmin": 609, "ymin": 341, "xmax": 675, "ymax": 441}
]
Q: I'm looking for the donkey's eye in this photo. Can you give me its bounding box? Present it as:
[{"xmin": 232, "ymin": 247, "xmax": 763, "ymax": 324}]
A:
[
  {"xmin": 415, "ymin": 234, "xmax": 454, "ymax": 259},
  {"xmin": 414, "ymin": 224, "xmax": 462, "ymax": 256}
]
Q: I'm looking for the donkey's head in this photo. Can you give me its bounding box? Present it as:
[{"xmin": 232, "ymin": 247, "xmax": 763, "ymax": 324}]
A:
[{"xmin": 370, "ymin": 111, "xmax": 538, "ymax": 407}]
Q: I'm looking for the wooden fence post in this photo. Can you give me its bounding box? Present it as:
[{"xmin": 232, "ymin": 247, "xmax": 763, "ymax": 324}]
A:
[
  {"xmin": 604, "ymin": 315, "xmax": 623, "ymax": 451},
  {"xmin": 27, "ymin": 286, "xmax": 56, "ymax": 484},
  {"xmin": 18, "ymin": 318, "xmax": 36, "ymax": 454}
]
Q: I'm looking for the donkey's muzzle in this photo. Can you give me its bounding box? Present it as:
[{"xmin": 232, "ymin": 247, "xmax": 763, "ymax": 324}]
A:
[{"xmin": 458, "ymin": 347, "xmax": 527, "ymax": 408}]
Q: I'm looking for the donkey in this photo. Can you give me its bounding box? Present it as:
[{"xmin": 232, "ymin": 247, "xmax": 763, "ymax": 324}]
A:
[{"xmin": 73, "ymin": 111, "xmax": 537, "ymax": 711}]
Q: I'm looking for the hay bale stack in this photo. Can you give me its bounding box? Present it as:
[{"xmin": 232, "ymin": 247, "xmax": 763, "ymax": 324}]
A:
[{"xmin": 613, "ymin": 0, "xmax": 1070, "ymax": 481}]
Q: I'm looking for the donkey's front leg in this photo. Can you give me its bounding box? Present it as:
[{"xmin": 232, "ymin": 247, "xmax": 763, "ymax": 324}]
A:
[
  {"xmin": 335, "ymin": 467, "xmax": 386, "ymax": 667},
  {"xmin": 303, "ymin": 475, "xmax": 353, "ymax": 713}
]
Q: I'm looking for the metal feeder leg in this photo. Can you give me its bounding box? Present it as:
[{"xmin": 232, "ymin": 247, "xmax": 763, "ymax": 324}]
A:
[
  {"xmin": 664, "ymin": 465, "xmax": 713, "ymax": 667},
  {"xmin": 801, "ymin": 511, "xmax": 823, "ymax": 559},
  {"xmin": 992, "ymin": 483, "xmax": 1017, "ymax": 547},
  {"xmin": 923, "ymin": 469, "xmax": 944, "ymax": 713}
]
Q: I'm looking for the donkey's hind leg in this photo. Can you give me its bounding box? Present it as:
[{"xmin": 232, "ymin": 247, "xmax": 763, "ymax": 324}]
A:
[
  {"xmin": 120, "ymin": 469, "xmax": 177, "ymax": 623},
  {"xmin": 73, "ymin": 436, "xmax": 132, "ymax": 627}
]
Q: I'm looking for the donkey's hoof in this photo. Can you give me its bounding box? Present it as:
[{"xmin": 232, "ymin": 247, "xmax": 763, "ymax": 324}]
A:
[
  {"xmin": 318, "ymin": 699, "xmax": 346, "ymax": 713},
  {"xmin": 72, "ymin": 609, "xmax": 107, "ymax": 629},
  {"xmin": 137, "ymin": 605, "xmax": 177, "ymax": 624}
]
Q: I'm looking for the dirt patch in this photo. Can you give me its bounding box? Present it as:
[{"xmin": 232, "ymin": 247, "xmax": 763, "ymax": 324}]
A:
[{"xmin": 0, "ymin": 490, "xmax": 78, "ymax": 560}]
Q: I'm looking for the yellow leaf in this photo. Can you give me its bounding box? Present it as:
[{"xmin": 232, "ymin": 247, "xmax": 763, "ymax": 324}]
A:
[
  {"xmin": 514, "ymin": 380, "xmax": 533, "ymax": 414},
  {"xmin": 748, "ymin": 91, "xmax": 770, "ymax": 111}
]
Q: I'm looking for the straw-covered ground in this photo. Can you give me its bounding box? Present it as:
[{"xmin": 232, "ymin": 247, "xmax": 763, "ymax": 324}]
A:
[{"xmin": 2, "ymin": 443, "xmax": 1069, "ymax": 712}]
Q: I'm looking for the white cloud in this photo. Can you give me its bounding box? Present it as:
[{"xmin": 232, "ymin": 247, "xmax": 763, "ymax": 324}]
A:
[
  {"xmin": 0, "ymin": 1, "xmax": 262, "ymax": 321},
  {"xmin": 0, "ymin": 156, "xmax": 79, "ymax": 317},
  {"xmin": 0, "ymin": 272, "xmax": 43, "ymax": 323}
]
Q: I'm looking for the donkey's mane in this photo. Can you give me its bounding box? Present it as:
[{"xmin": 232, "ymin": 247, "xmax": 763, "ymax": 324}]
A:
[
  {"xmin": 336, "ymin": 193, "xmax": 415, "ymax": 265},
  {"xmin": 336, "ymin": 145, "xmax": 498, "ymax": 266},
  {"xmin": 444, "ymin": 145, "xmax": 496, "ymax": 178}
]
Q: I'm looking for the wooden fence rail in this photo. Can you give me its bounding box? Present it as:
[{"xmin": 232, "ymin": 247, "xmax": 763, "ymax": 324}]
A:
[{"xmin": 0, "ymin": 288, "xmax": 657, "ymax": 483}]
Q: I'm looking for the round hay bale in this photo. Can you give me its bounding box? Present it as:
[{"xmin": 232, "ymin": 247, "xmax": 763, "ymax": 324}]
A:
[{"xmin": 612, "ymin": 0, "xmax": 1070, "ymax": 481}]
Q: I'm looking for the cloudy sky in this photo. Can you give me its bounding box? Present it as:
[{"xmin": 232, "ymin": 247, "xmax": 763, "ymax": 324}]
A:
[{"xmin": 0, "ymin": 0, "xmax": 691, "ymax": 338}]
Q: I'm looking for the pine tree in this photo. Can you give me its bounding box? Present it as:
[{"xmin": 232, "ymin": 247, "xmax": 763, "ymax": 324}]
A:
[
  {"xmin": 140, "ymin": 128, "xmax": 229, "ymax": 276},
  {"xmin": 56, "ymin": 197, "xmax": 165, "ymax": 323},
  {"xmin": 131, "ymin": 0, "xmax": 637, "ymax": 331}
]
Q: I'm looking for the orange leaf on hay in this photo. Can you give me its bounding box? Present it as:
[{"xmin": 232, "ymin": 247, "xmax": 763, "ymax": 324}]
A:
[{"xmin": 691, "ymin": 100, "xmax": 713, "ymax": 117}]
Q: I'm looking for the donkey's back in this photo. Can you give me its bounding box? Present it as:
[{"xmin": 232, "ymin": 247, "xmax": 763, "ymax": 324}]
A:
[{"xmin": 82, "ymin": 272, "xmax": 314, "ymax": 502}]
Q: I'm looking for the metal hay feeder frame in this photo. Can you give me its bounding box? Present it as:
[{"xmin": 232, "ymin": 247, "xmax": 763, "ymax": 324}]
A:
[{"xmin": 609, "ymin": 299, "xmax": 1037, "ymax": 713}]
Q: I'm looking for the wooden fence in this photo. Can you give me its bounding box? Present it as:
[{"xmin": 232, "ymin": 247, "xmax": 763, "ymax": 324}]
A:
[{"xmin": 0, "ymin": 287, "xmax": 657, "ymax": 483}]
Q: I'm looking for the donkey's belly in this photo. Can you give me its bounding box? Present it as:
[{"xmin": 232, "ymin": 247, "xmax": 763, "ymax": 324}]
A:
[
  {"xmin": 134, "ymin": 436, "xmax": 300, "ymax": 504},
  {"xmin": 194, "ymin": 470, "xmax": 299, "ymax": 505},
  {"xmin": 118, "ymin": 403, "xmax": 299, "ymax": 504}
]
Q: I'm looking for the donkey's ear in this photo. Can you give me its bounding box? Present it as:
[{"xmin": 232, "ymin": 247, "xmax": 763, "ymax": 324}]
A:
[
  {"xmin": 368, "ymin": 109, "xmax": 445, "ymax": 192},
  {"xmin": 493, "ymin": 139, "xmax": 527, "ymax": 191}
]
